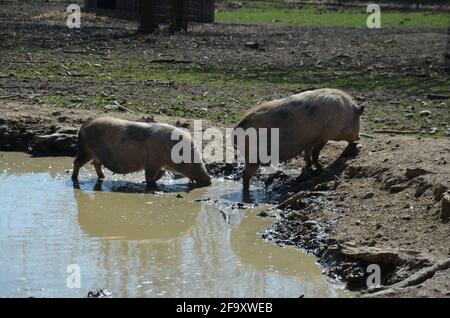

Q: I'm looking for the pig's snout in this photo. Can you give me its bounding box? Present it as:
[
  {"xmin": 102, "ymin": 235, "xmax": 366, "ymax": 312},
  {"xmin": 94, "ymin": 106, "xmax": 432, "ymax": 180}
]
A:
[{"xmin": 194, "ymin": 174, "xmax": 212, "ymax": 187}]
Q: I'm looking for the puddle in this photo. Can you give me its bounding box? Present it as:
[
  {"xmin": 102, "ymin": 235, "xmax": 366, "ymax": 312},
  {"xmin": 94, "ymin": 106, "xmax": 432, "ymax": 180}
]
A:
[{"xmin": 0, "ymin": 152, "xmax": 347, "ymax": 297}]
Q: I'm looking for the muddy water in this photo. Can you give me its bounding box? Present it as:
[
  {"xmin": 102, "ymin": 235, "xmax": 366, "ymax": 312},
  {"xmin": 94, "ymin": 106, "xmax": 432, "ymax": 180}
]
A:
[{"xmin": 0, "ymin": 152, "xmax": 347, "ymax": 298}]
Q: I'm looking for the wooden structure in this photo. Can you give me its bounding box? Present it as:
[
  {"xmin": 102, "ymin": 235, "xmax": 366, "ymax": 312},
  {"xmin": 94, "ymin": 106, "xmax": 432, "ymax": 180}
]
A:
[{"xmin": 84, "ymin": 0, "xmax": 215, "ymax": 23}]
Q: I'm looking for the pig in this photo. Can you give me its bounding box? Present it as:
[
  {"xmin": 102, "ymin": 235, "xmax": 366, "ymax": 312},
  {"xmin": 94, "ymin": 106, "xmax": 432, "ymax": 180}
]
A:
[
  {"xmin": 71, "ymin": 117, "xmax": 211, "ymax": 188},
  {"xmin": 233, "ymin": 88, "xmax": 364, "ymax": 190}
]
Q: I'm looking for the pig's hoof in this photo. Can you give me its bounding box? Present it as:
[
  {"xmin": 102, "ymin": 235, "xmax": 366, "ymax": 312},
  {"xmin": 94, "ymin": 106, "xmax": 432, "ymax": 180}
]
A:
[
  {"xmin": 72, "ymin": 180, "xmax": 80, "ymax": 189},
  {"xmin": 93, "ymin": 181, "xmax": 103, "ymax": 191},
  {"xmin": 303, "ymin": 165, "xmax": 313, "ymax": 173}
]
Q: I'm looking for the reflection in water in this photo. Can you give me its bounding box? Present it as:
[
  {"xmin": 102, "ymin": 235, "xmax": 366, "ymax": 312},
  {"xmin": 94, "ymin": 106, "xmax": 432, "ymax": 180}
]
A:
[
  {"xmin": 75, "ymin": 188, "xmax": 201, "ymax": 241},
  {"xmin": 0, "ymin": 152, "xmax": 347, "ymax": 297}
]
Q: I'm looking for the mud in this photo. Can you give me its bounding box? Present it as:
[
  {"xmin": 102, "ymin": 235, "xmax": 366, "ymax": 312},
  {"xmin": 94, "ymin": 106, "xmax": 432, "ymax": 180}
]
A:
[
  {"xmin": 257, "ymin": 138, "xmax": 450, "ymax": 296},
  {"xmin": 0, "ymin": 151, "xmax": 348, "ymax": 298}
]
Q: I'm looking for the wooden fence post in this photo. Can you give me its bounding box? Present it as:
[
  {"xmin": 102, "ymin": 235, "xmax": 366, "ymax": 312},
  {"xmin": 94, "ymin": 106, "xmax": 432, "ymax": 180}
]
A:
[
  {"xmin": 139, "ymin": 0, "xmax": 157, "ymax": 33},
  {"xmin": 169, "ymin": 0, "xmax": 188, "ymax": 34}
]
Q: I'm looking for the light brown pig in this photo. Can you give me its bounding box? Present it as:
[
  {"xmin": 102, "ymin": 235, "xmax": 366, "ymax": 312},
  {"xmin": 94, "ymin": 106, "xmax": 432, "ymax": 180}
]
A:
[
  {"xmin": 234, "ymin": 88, "xmax": 364, "ymax": 190},
  {"xmin": 71, "ymin": 117, "xmax": 211, "ymax": 188}
]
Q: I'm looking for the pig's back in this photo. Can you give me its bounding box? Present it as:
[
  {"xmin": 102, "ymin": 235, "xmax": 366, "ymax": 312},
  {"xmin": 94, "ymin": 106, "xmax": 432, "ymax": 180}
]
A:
[
  {"xmin": 240, "ymin": 89, "xmax": 354, "ymax": 133},
  {"xmin": 79, "ymin": 117, "xmax": 175, "ymax": 174},
  {"xmin": 236, "ymin": 89, "xmax": 357, "ymax": 161}
]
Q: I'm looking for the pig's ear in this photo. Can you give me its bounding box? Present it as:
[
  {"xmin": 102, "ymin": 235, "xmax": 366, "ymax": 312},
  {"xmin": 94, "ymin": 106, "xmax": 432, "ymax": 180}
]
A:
[{"xmin": 356, "ymin": 105, "xmax": 365, "ymax": 115}]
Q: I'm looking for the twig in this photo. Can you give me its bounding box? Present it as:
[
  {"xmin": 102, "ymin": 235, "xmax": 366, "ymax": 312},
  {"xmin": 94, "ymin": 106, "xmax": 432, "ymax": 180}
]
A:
[
  {"xmin": 360, "ymin": 133, "xmax": 376, "ymax": 139},
  {"xmin": 427, "ymin": 93, "xmax": 449, "ymax": 100},
  {"xmin": 62, "ymin": 50, "xmax": 108, "ymax": 56},
  {"xmin": 372, "ymin": 129, "xmax": 419, "ymax": 135},
  {"xmin": 277, "ymin": 192, "xmax": 308, "ymax": 210},
  {"xmin": 366, "ymin": 258, "xmax": 450, "ymax": 297},
  {"xmin": 4, "ymin": 60, "xmax": 49, "ymax": 64},
  {"xmin": 67, "ymin": 72, "xmax": 89, "ymax": 77},
  {"xmin": 111, "ymin": 101, "xmax": 134, "ymax": 113},
  {"xmin": 149, "ymin": 58, "xmax": 191, "ymax": 64},
  {"xmin": 59, "ymin": 65, "xmax": 70, "ymax": 72},
  {"xmin": 0, "ymin": 94, "xmax": 20, "ymax": 99},
  {"xmin": 59, "ymin": 65, "xmax": 89, "ymax": 77}
]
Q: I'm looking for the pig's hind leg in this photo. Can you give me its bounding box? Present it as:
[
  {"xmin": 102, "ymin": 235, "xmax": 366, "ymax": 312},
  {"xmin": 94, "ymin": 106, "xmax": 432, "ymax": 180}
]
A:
[
  {"xmin": 311, "ymin": 140, "xmax": 327, "ymax": 170},
  {"xmin": 93, "ymin": 160, "xmax": 105, "ymax": 179},
  {"xmin": 242, "ymin": 163, "xmax": 259, "ymax": 191},
  {"xmin": 303, "ymin": 147, "xmax": 313, "ymax": 169},
  {"xmin": 72, "ymin": 148, "xmax": 93, "ymax": 181},
  {"xmin": 145, "ymin": 168, "xmax": 165, "ymax": 188}
]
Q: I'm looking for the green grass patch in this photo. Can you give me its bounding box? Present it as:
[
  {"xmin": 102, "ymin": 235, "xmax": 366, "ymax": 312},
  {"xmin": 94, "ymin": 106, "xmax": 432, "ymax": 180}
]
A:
[
  {"xmin": 7, "ymin": 56, "xmax": 450, "ymax": 95},
  {"xmin": 4, "ymin": 52, "xmax": 448, "ymax": 129},
  {"xmin": 40, "ymin": 95, "xmax": 72, "ymax": 108},
  {"xmin": 215, "ymin": 3, "xmax": 450, "ymax": 28}
]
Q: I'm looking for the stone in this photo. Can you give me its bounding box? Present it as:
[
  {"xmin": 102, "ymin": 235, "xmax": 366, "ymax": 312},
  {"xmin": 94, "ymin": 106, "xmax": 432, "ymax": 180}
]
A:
[
  {"xmin": 441, "ymin": 192, "xmax": 450, "ymax": 222},
  {"xmin": 433, "ymin": 184, "xmax": 448, "ymax": 202},
  {"xmin": 405, "ymin": 113, "xmax": 413, "ymax": 119},
  {"xmin": 382, "ymin": 177, "xmax": 401, "ymax": 190},
  {"xmin": 427, "ymin": 93, "xmax": 449, "ymax": 100},
  {"xmin": 87, "ymin": 289, "xmax": 111, "ymax": 298},
  {"xmin": 389, "ymin": 184, "xmax": 409, "ymax": 193},
  {"xmin": 405, "ymin": 167, "xmax": 430, "ymax": 179},
  {"xmin": 141, "ymin": 116, "xmax": 155, "ymax": 123},
  {"xmin": 176, "ymin": 120, "xmax": 190, "ymax": 128},
  {"xmin": 419, "ymin": 110, "xmax": 431, "ymax": 117},
  {"xmin": 58, "ymin": 127, "xmax": 78, "ymax": 135},
  {"xmin": 362, "ymin": 192, "xmax": 375, "ymax": 199},
  {"xmin": 245, "ymin": 41, "xmax": 259, "ymax": 49},
  {"xmin": 287, "ymin": 212, "xmax": 309, "ymax": 222},
  {"xmin": 104, "ymin": 104, "xmax": 119, "ymax": 111},
  {"xmin": 314, "ymin": 182, "xmax": 331, "ymax": 191},
  {"xmin": 33, "ymin": 133, "xmax": 77, "ymax": 156},
  {"xmin": 414, "ymin": 180, "xmax": 432, "ymax": 198},
  {"xmin": 304, "ymin": 220, "xmax": 318, "ymax": 228}
]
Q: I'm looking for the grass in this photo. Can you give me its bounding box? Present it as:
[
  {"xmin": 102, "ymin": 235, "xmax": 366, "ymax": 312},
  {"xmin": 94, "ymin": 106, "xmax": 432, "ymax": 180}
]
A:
[
  {"xmin": 215, "ymin": 2, "xmax": 450, "ymax": 28},
  {"xmin": 7, "ymin": 55, "xmax": 448, "ymax": 135},
  {"xmin": 6, "ymin": 57, "xmax": 449, "ymax": 93}
]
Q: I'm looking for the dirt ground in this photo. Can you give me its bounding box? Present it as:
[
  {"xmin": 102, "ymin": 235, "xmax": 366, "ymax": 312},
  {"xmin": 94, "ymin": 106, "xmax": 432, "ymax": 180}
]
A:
[
  {"xmin": 261, "ymin": 135, "xmax": 450, "ymax": 297},
  {"xmin": 0, "ymin": 1, "xmax": 449, "ymax": 297},
  {"xmin": 1, "ymin": 1, "xmax": 449, "ymax": 131}
]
